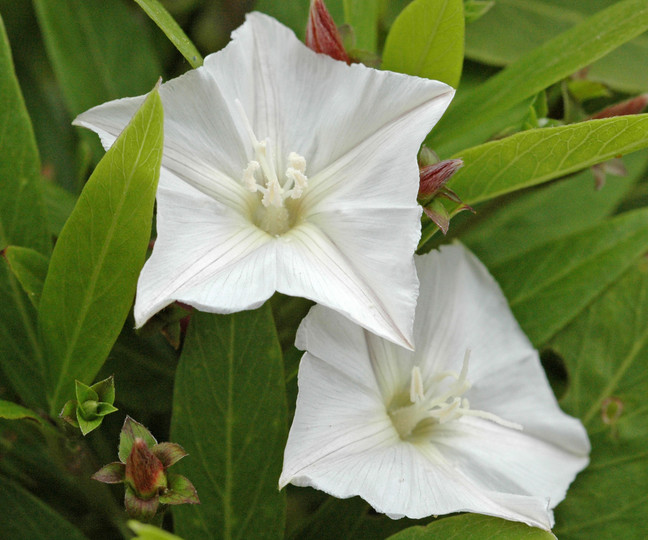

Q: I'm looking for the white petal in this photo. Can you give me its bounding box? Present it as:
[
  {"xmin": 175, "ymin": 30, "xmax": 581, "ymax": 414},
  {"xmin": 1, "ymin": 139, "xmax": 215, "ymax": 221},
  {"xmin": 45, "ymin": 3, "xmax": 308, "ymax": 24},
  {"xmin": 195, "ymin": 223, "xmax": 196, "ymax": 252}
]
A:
[
  {"xmin": 413, "ymin": 244, "xmax": 590, "ymax": 453},
  {"xmin": 433, "ymin": 417, "xmax": 588, "ymax": 509},
  {"xmin": 281, "ymin": 354, "xmax": 554, "ymax": 529},
  {"xmin": 279, "ymin": 221, "xmax": 416, "ymax": 348},
  {"xmin": 134, "ymin": 173, "xmax": 275, "ymax": 326}
]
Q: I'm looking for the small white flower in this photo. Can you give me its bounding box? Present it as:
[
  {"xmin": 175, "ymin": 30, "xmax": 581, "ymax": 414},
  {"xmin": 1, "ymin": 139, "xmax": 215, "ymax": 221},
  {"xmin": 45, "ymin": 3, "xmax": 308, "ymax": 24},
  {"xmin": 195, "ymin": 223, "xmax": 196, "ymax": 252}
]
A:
[
  {"xmin": 279, "ymin": 244, "xmax": 590, "ymax": 530},
  {"xmin": 72, "ymin": 13, "xmax": 454, "ymax": 348}
]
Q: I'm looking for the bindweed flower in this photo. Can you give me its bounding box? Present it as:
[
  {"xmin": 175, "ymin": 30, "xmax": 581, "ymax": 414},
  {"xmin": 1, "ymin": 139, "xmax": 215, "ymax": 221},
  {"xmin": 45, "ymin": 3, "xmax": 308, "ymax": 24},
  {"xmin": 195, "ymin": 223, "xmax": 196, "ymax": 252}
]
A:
[
  {"xmin": 92, "ymin": 417, "xmax": 199, "ymax": 521},
  {"xmin": 60, "ymin": 376, "xmax": 118, "ymax": 435},
  {"xmin": 73, "ymin": 13, "xmax": 454, "ymax": 349},
  {"xmin": 279, "ymin": 244, "xmax": 590, "ymax": 530}
]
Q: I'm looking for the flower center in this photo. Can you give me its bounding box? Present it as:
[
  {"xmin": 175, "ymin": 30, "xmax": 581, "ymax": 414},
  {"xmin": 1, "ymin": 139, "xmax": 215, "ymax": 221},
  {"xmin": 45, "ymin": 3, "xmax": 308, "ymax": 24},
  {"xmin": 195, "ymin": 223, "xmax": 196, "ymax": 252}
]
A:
[
  {"xmin": 387, "ymin": 350, "xmax": 522, "ymax": 442},
  {"xmin": 235, "ymin": 100, "xmax": 309, "ymax": 236}
]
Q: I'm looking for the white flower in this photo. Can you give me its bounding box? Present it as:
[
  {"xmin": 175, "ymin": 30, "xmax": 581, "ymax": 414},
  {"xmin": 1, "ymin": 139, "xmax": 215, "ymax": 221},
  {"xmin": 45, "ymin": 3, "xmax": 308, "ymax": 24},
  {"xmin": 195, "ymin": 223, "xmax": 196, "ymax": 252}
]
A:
[
  {"xmin": 72, "ymin": 13, "xmax": 454, "ymax": 348},
  {"xmin": 279, "ymin": 244, "xmax": 590, "ymax": 530}
]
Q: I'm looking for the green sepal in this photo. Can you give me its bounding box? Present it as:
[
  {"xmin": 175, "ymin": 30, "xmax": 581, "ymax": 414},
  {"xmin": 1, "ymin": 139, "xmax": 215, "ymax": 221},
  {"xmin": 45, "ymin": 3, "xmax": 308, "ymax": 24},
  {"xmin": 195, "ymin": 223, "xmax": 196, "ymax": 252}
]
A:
[
  {"xmin": 159, "ymin": 473, "xmax": 200, "ymax": 505},
  {"xmin": 75, "ymin": 380, "xmax": 98, "ymax": 404},
  {"xmin": 77, "ymin": 414, "xmax": 103, "ymax": 436},
  {"xmin": 125, "ymin": 485, "xmax": 159, "ymax": 522},
  {"xmin": 92, "ymin": 462, "xmax": 126, "ymax": 484},
  {"xmin": 119, "ymin": 416, "xmax": 158, "ymax": 463},
  {"xmin": 152, "ymin": 442, "xmax": 188, "ymax": 468},
  {"xmin": 89, "ymin": 375, "xmax": 116, "ymax": 404},
  {"xmin": 59, "ymin": 399, "xmax": 79, "ymax": 427}
]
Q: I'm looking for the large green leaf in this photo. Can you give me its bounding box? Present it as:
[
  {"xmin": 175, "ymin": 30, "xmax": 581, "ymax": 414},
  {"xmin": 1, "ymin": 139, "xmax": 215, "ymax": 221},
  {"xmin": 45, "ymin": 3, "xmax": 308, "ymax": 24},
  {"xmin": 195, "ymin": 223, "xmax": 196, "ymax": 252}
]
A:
[
  {"xmin": 550, "ymin": 260, "xmax": 648, "ymax": 539},
  {"xmin": 0, "ymin": 399, "xmax": 42, "ymax": 423},
  {"xmin": 3, "ymin": 246, "xmax": 48, "ymax": 308},
  {"xmin": 382, "ymin": 0, "xmax": 464, "ymax": 87},
  {"xmin": 0, "ymin": 476, "xmax": 89, "ymax": 540},
  {"xmin": 429, "ymin": 0, "xmax": 648, "ymax": 156},
  {"xmin": 421, "ymin": 115, "xmax": 648, "ymax": 249},
  {"xmin": 254, "ymin": 0, "xmax": 345, "ymax": 40},
  {"xmin": 32, "ymin": 0, "xmax": 162, "ymax": 116},
  {"xmin": 387, "ymin": 513, "xmax": 555, "ymax": 539},
  {"xmin": 133, "ymin": 0, "xmax": 203, "ymax": 68},
  {"xmin": 459, "ymin": 150, "xmax": 648, "ymax": 268},
  {"xmin": 38, "ymin": 85, "xmax": 163, "ymax": 415},
  {"xmin": 466, "ymin": 0, "xmax": 648, "ymax": 93},
  {"xmin": 490, "ymin": 208, "xmax": 648, "ymax": 345},
  {"xmin": 171, "ymin": 307, "xmax": 286, "ymax": 540},
  {"xmin": 0, "ymin": 13, "xmax": 48, "ymax": 408},
  {"xmin": 452, "ymin": 114, "xmax": 648, "ymax": 206}
]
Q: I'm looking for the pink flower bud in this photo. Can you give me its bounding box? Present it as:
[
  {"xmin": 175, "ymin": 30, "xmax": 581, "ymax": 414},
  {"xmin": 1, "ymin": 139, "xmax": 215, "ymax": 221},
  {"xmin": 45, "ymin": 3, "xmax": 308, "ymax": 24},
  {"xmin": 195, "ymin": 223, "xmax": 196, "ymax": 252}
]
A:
[
  {"xmin": 418, "ymin": 159, "xmax": 463, "ymax": 198},
  {"xmin": 306, "ymin": 0, "xmax": 350, "ymax": 63}
]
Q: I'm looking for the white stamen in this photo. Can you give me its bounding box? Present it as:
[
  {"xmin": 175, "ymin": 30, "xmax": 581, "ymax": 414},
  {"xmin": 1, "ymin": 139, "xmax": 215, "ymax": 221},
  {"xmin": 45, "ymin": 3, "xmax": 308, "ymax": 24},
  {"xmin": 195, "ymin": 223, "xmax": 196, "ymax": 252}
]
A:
[
  {"xmin": 243, "ymin": 161, "xmax": 261, "ymax": 192},
  {"xmin": 288, "ymin": 151, "xmax": 307, "ymax": 173},
  {"xmin": 409, "ymin": 366, "xmax": 425, "ymax": 403}
]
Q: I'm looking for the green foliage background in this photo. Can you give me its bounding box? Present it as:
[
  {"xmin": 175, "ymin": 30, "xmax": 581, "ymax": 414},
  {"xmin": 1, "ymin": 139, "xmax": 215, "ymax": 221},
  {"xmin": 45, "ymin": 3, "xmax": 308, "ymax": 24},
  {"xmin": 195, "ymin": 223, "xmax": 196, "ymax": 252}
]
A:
[{"xmin": 1, "ymin": 0, "xmax": 648, "ymax": 538}]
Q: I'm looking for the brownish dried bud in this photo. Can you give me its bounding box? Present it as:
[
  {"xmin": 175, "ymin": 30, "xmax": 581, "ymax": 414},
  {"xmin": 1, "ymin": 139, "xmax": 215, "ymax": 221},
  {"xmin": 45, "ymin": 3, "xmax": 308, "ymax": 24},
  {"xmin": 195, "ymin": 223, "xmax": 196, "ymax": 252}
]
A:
[
  {"xmin": 418, "ymin": 159, "xmax": 464, "ymax": 198},
  {"xmin": 590, "ymin": 94, "xmax": 648, "ymax": 119},
  {"xmin": 125, "ymin": 438, "xmax": 167, "ymax": 499},
  {"xmin": 306, "ymin": 0, "xmax": 350, "ymax": 63}
]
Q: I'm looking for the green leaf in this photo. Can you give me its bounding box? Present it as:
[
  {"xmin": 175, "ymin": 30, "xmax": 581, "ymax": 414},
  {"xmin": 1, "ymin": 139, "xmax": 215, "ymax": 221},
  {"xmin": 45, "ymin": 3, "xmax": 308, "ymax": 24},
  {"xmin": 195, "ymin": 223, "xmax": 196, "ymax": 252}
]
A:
[
  {"xmin": 38, "ymin": 84, "xmax": 163, "ymax": 414},
  {"xmin": 466, "ymin": 0, "xmax": 648, "ymax": 94},
  {"xmin": 429, "ymin": 0, "xmax": 648, "ymax": 156},
  {"xmin": 459, "ymin": 150, "xmax": 648, "ymax": 268},
  {"xmin": 0, "ymin": 13, "xmax": 50, "ymax": 256},
  {"xmin": 32, "ymin": 0, "xmax": 162, "ymax": 116},
  {"xmin": 464, "ymin": 0, "xmax": 495, "ymax": 24},
  {"xmin": 133, "ymin": 0, "xmax": 203, "ymax": 68},
  {"xmin": 490, "ymin": 208, "xmax": 648, "ymax": 345},
  {"xmin": 171, "ymin": 306, "xmax": 286, "ymax": 540},
  {"xmin": 0, "ymin": 399, "xmax": 42, "ymax": 423},
  {"xmin": 0, "ymin": 476, "xmax": 89, "ymax": 540},
  {"xmin": 343, "ymin": 0, "xmax": 380, "ymax": 52},
  {"xmin": 3, "ymin": 246, "xmax": 49, "ymax": 308},
  {"xmin": 382, "ymin": 0, "xmax": 464, "ymax": 88},
  {"xmin": 551, "ymin": 260, "xmax": 648, "ymax": 539},
  {"xmin": 253, "ymin": 0, "xmax": 345, "ymax": 40},
  {"xmin": 128, "ymin": 520, "xmax": 185, "ymax": 540},
  {"xmin": 387, "ymin": 513, "xmax": 556, "ymax": 539},
  {"xmin": 42, "ymin": 182, "xmax": 77, "ymax": 237},
  {"xmin": 451, "ymin": 115, "xmax": 648, "ymax": 206}
]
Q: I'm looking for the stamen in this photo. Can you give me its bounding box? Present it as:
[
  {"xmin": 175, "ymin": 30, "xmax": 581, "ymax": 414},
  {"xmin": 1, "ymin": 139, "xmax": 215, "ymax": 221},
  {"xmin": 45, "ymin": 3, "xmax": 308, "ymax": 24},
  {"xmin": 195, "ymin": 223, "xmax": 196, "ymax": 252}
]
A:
[
  {"xmin": 409, "ymin": 366, "xmax": 425, "ymax": 403},
  {"xmin": 243, "ymin": 161, "xmax": 261, "ymax": 192}
]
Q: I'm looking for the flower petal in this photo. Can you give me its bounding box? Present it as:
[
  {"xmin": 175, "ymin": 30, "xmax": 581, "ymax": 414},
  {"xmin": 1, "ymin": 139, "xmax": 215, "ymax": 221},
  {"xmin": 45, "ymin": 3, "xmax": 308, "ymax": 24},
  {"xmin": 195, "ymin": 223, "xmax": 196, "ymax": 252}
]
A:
[
  {"xmin": 134, "ymin": 175, "xmax": 275, "ymax": 326},
  {"xmin": 280, "ymin": 221, "xmax": 417, "ymax": 348},
  {"xmin": 280, "ymin": 354, "xmax": 554, "ymax": 529}
]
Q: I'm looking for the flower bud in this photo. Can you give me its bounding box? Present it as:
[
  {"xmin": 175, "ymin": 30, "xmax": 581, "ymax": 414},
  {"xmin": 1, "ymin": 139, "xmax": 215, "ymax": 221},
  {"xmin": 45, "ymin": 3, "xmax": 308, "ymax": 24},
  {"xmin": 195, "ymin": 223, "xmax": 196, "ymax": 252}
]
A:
[
  {"xmin": 418, "ymin": 159, "xmax": 464, "ymax": 198},
  {"xmin": 306, "ymin": 0, "xmax": 350, "ymax": 63},
  {"xmin": 125, "ymin": 438, "xmax": 167, "ymax": 499},
  {"xmin": 590, "ymin": 94, "xmax": 648, "ymax": 120}
]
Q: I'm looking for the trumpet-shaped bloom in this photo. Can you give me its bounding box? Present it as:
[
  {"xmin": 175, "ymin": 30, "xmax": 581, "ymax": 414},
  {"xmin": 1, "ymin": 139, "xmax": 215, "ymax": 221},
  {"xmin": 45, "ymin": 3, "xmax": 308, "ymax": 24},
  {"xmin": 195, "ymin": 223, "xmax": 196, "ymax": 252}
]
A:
[
  {"xmin": 73, "ymin": 12, "xmax": 454, "ymax": 348},
  {"xmin": 280, "ymin": 244, "xmax": 590, "ymax": 530}
]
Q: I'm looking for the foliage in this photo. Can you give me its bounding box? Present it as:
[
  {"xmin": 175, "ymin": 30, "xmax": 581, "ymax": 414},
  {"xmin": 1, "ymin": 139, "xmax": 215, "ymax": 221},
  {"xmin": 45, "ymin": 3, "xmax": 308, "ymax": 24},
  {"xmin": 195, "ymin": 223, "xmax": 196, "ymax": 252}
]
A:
[{"xmin": 1, "ymin": 0, "xmax": 648, "ymax": 538}]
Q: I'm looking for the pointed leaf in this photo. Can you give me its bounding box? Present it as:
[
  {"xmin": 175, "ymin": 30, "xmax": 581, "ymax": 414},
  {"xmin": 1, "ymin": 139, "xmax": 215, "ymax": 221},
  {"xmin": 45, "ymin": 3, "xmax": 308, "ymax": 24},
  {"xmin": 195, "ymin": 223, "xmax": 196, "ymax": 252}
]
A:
[
  {"xmin": 133, "ymin": 0, "xmax": 203, "ymax": 68},
  {"xmin": 38, "ymin": 84, "xmax": 163, "ymax": 415},
  {"xmin": 170, "ymin": 306, "xmax": 286, "ymax": 540},
  {"xmin": 152, "ymin": 442, "xmax": 188, "ymax": 468},
  {"xmin": 466, "ymin": 0, "xmax": 648, "ymax": 94},
  {"xmin": 3, "ymin": 246, "xmax": 49, "ymax": 308},
  {"xmin": 0, "ymin": 399, "xmax": 42, "ymax": 424},
  {"xmin": 382, "ymin": 0, "xmax": 464, "ymax": 87},
  {"xmin": 387, "ymin": 513, "xmax": 556, "ymax": 539},
  {"xmin": 0, "ymin": 13, "xmax": 47, "ymax": 408},
  {"xmin": 551, "ymin": 261, "xmax": 648, "ymax": 539},
  {"xmin": 75, "ymin": 380, "xmax": 98, "ymax": 404},
  {"xmin": 95, "ymin": 402, "xmax": 118, "ymax": 417},
  {"xmin": 0, "ymin": 476, "xmax": 89, "ymax": 539},
  {"xmin": 491, "ymin": 208, "xmax": 648, "ymax": 345},
  {"xmin": 125, "ymin": 486, "xmax": 159, "ymax": 522},
  {"xmin": 160, "ymin": 473, "xmax": 200, "ymax": 505},
  {"xmin": 429, "ymin": 0, "xmax": 648, "ymax": 155},
  {"xmin": 77, "ymin": 415, "xmax": 103, "ymax": 436},
  {"xmin": 119, "ymin": 416, "xmax": 158, "ymax": 463},
  {"xmin": 92, "ymin": 462, "xmax": 126, "ymax": 484}
]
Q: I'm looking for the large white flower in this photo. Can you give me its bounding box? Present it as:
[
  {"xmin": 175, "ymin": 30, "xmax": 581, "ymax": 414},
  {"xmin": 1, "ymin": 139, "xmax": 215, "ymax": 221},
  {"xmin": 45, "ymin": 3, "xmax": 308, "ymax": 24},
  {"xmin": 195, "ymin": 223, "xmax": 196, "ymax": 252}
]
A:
[
  {"xmin": 72, "ymin": 12, "xmax": 454, "ymax": 348},
  {"xmin": 279, "ymin": 244, "xmax": 590, "ymax": 530}
]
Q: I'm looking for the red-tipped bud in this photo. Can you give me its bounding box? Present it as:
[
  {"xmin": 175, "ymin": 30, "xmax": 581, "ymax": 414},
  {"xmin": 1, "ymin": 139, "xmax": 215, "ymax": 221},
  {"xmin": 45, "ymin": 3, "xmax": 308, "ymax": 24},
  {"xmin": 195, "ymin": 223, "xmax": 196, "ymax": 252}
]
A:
[
  {"xmin": 125, "ymin": 438, "xmax": 167, "ymax": 499},
  {"xmin": 418, "ymin": 159, "xmax": 464, "ymax": 198},
  {"xmin": 306, "ymin": 0, "xmax": 350, "ymax": 63},
  {"xmin": 590, "ymin": 94, "xmax": 648, "ymax": 120}
]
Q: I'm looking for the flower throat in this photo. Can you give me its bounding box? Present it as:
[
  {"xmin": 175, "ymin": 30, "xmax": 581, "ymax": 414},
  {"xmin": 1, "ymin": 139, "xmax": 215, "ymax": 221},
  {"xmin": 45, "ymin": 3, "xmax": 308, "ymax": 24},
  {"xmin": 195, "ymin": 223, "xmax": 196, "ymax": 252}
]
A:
[{"xmin": 236, "ymin": 99, "xmax": 308, "ymax": 236}]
